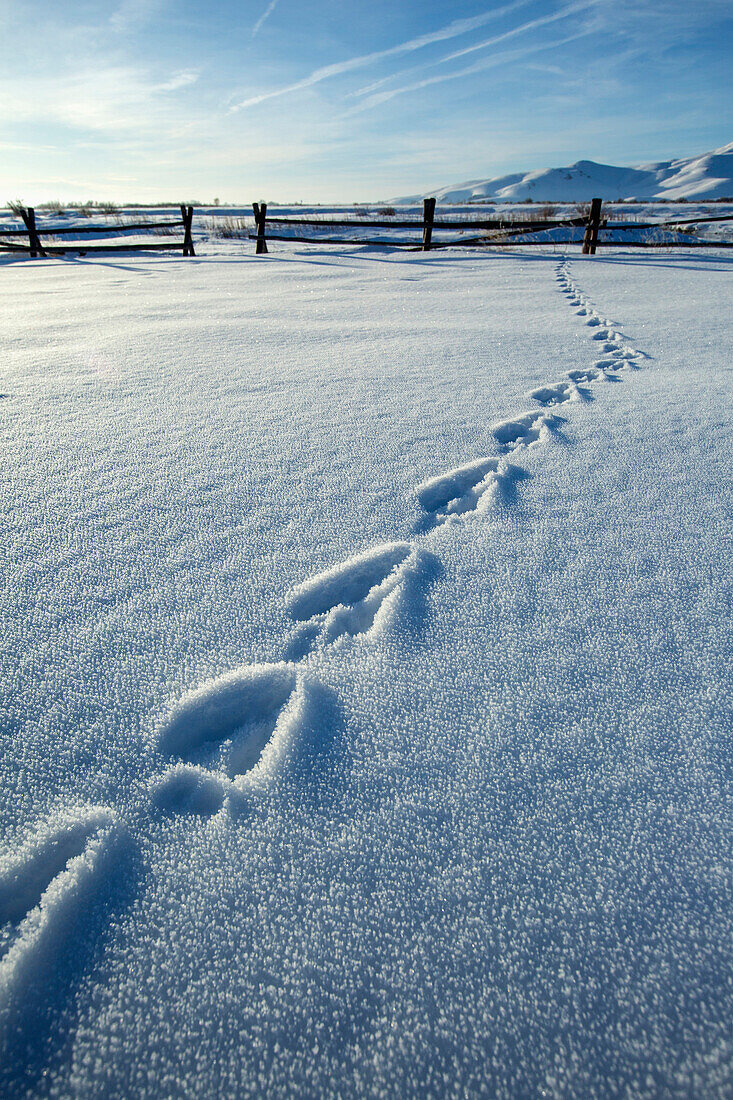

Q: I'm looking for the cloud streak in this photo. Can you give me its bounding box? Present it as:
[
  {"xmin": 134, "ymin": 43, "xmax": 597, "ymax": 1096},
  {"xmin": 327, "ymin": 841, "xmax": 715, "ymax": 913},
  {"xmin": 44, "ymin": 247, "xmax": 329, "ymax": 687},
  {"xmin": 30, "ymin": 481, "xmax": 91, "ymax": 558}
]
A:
[
  {"xmin": 230, "ymin": 0, "xmax": 535, "ymax": 111},
  {"xmin": 252, "ymin": 0, "xmax": 280, "ymax": 38},
  {"xmin": 441, "ymin": 0, "xmax": 598, "ymax": 62},
  {"xmin": 345, "ymin": 28, "xmax": 597, "ymax": 114},
  {"xmin": 351, "ymin": 0, "xmax": 597, "ymax": 99}
]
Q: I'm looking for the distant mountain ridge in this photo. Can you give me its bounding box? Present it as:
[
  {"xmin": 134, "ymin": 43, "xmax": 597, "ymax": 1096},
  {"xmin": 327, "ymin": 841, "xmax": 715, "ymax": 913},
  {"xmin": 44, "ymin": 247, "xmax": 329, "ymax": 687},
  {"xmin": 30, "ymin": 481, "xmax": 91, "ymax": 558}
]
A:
[{"xmin": 396, "ymin": 143, "xmax": 733, "ymax": 203}]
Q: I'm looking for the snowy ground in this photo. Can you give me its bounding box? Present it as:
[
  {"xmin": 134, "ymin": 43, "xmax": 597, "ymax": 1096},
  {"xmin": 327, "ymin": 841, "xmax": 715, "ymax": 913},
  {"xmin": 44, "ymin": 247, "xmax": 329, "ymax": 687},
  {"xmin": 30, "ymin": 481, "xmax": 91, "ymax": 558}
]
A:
[{"xmin": 1, "ymin": 241, "xmax": 731, "ymax": 1098}]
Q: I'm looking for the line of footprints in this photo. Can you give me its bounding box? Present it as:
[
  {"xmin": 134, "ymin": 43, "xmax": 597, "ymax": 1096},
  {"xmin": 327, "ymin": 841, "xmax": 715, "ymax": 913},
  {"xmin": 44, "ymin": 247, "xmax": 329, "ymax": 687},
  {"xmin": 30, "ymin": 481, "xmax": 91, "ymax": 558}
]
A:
[{"xmin": 1, "ymin": 259, "xmax": 646, "ymax": 1018}]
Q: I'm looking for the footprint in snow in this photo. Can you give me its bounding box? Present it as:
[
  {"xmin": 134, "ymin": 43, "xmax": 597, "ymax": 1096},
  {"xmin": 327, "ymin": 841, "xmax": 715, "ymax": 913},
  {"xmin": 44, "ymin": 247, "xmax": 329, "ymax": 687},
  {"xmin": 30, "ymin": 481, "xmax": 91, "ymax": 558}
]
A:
[
  {"xmin": 556, "ymin": 261, "xmax": 644, "ymax": 374},
  {"xmin": 491, "ymin": 410, "xmax": 558, "ymax": 452},
  {"xmin": 282, "ymin": 541, "xmax": 423, "ymax": 660},
  {"xmin": 152, "ymin": 664, "xmax": 314, "ymax": 817},
  {"xmin": 592, "ymin": 329, "xmax": 624, "ymax": 347},
  {"xmin": 414, "ymin": 456, "xmax": 529, "ymax": 531},
  {"xmin": 594, "ymin": 350, "xmax": 640, "ymax": 372},
  {"xmin": 567, "ymin": 366, "xmax": 618, "ymax": 385},
  {"xmin": 528, "ymin": 380, "xmax": 588, "ymax": 407},
  {"xmin": 0, "ymin": 809, "xmax": 123, "ymax": 1016}
]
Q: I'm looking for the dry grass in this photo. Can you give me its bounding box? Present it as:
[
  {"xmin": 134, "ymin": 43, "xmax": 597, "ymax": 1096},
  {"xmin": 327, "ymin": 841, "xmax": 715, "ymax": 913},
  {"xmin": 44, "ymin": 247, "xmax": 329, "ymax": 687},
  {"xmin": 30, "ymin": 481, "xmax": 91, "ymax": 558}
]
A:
[{"xmin": 204, "ymin": 216, "xmax": 250, "ymax": 239}]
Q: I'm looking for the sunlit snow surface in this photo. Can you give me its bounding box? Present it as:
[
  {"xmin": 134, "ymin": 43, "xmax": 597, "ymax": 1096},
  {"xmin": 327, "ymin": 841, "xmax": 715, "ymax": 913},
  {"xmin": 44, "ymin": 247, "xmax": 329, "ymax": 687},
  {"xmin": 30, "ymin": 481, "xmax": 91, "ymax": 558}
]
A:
[{"xmin": 1, "ymin": 242, "xmax": 731, "ymax": 1098}]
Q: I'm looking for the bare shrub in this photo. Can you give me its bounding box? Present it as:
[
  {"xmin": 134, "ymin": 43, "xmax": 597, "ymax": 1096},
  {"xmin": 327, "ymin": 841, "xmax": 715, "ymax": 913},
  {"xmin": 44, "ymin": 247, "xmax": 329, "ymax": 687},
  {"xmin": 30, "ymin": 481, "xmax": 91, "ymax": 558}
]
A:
[
  {"xmin": 377, "ymin": 207, "xmax": 396, "ymax": 217},
  {"xmin": 7, "ymin": 199, "xmax": 25, "ymax": 215},
  {"xmin": 39, "ymin": 200, "xmax": 65, "ymax": 215}
]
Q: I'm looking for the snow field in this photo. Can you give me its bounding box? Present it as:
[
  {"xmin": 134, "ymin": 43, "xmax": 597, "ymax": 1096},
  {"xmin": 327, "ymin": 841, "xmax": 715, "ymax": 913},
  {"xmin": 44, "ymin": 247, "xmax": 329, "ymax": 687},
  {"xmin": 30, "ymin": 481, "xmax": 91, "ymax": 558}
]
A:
[{"xmin": 0, "ymin": 242, "xmax": 731, "ymax": 1097}]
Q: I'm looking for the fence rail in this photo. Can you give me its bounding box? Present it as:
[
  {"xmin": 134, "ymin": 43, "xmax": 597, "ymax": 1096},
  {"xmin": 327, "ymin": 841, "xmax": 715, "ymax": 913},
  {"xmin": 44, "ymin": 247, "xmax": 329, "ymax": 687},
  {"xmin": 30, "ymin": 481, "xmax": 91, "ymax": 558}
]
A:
[
  {"xmin": 249, "ymin": 198, "xmax": 733, "ymax": 255},
  {"xmin": 3, "ymin": 199, "xmax": 732, "ymax": 262},
  {"xmin": 0, "ymin": 206, "xmax": 195, "ymax": 257}
]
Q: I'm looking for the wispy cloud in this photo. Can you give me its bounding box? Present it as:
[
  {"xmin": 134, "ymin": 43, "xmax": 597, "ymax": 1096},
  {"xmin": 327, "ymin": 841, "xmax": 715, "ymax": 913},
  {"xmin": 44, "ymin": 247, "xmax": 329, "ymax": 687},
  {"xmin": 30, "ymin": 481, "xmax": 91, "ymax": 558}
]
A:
[
  {"xmin": 252, "ymin": 0, "xmax": 280, "ymax": 38},
  {"xmin": 441, "ymin": 0, "xmax": 597, "ymax": 62},
  {"xmin": 230, "ymin": 0, "xmax": 534, "ymax": 111},
  {"xmin": 0, "ymin": 65, "xmax": 200, "ymax": 134},
  {"xmin": 352, "ymin": 0, "xmax": 597, "ymax": 99},
  {"xmin": 346, "ymin": 28, "xmax": 596, "ymax": 114},
  {"xmin": 154, "ymin": 70, "xmax": 199, "ymax": 93}
]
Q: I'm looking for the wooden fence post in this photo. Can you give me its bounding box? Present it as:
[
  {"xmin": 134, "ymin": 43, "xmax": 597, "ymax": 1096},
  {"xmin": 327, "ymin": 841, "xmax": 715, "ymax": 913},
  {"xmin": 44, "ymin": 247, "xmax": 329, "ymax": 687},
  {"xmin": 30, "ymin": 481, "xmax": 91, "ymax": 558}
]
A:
[
  {"xmin": 21, "ymin": 207, "xmax": 45, "ymax": 258},
  {"xmin": 422, "ymin": 197, "xmax": 436, "ymax": 251},
  {"xmin": 253, "ymin": 202, "xmax": 268, "ymax": 254},
  {"xmin": 181, "ymin": 205, "xmax": 195, "ymax": 256},
  {"xmin": 582, "ymin": 197, "xmax": 602, "ymax": 255}
]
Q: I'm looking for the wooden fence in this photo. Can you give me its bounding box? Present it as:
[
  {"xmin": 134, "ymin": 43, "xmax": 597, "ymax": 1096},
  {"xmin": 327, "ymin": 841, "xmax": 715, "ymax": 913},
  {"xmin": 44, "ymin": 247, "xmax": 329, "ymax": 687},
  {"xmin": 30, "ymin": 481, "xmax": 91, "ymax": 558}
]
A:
[
  {"xmin": 251, "ymin": 198, "xmax": 733, "ymax": 254},
  {"xmin": 0, "ymin": 206, "xmax": 195, "ymax": 257},
  {"xmin": 4, "ymin": 199, "xmax": 732, "ymax": 260}
]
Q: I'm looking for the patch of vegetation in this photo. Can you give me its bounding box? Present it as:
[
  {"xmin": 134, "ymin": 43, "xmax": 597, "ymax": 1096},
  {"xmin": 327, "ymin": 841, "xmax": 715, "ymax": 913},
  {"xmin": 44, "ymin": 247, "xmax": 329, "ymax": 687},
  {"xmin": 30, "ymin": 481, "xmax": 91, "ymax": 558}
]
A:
[{"xmin": 205, "ymin": 216, "xmax": 250, "ymax": 239}]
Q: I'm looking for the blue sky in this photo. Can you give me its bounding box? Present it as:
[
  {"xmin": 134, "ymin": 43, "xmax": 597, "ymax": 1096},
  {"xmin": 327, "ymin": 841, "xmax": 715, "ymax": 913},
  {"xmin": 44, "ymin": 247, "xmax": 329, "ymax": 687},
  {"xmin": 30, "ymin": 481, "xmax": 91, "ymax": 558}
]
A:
[{"xmin": 1, "ymin": 0, "xmax": 731, "ymax": 201}]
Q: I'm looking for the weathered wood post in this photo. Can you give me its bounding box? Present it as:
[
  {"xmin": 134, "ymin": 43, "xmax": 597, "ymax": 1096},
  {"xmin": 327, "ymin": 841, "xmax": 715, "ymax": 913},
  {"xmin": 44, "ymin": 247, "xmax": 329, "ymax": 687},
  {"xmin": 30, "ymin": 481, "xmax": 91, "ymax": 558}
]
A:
[
  {"xmin": 253, "ymin": 202, "xmax": 268, "ymax": 254},
  {"xmin": 21, "ymin": 207, "xmax": 45, "ymax": 258},
  {"xmin": 582, "ymin": 197, "xmax": 602, "ymax": 255},
  {"xmin": 422, "ymin": 197, "xmax": 436, "ymax": 251},
  {"xmin": 181, "ymin": 205, "xmax": 195, "ymax": 256}
]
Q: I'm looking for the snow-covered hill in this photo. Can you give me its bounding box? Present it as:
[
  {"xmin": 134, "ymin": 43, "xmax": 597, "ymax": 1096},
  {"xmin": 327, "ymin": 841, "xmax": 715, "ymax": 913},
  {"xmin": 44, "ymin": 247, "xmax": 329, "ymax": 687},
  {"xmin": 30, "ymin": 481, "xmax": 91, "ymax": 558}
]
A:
[{"xmin": 398, "ymin": 142, "xmax": 733, "ymax": 203}]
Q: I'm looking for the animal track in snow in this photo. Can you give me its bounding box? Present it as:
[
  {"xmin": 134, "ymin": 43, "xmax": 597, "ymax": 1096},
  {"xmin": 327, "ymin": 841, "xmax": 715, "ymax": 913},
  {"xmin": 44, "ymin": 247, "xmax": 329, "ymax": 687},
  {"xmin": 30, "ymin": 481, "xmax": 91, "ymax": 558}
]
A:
[
  {"xmin": 0, "ymin": 809, "xmax": 121, "ymax": 1012},
  {"xmin": 151, "ymin": 256, "xmax": 647, "ymax": 826},
  {"xmin": 591, "ymin": 327, "xmax": 622, "ymax": 343},
  {"xmin": 492, "ymin": 410, "xmax": 555, "ymax": 451},
  {"xmin": 415, "ymin": 456, "xmax": 527, "ymax": 529},
  {"xmin": 527, "ymin": 257, "xmax": 644, "ymax": 411},
  {"xmin": 152, "ymin": 764, "xmax": 230, "ymax": 818},
  {"xmin": 153, "ymin": 545, "xmax": 429, "ymax": 816},
  {"xmin": 153, "ymin": 663, "xmax": 311, "ymax": 816},
  {"xmin": 528, "ymin": 380, "xmax": 585, "ymax": 407},
  {"xmin": 600, "ymin": 349, "xmax": 641, "ymax": 367},
  {"xmin": 283, "ymin": 541, "xmax": 419, "ymax": 659},
  {"xmin": 566, "ymin": 367, "xmax": 614, "ymax": 385},
  {"xmin": 555, "ymin": 259, "xmax": 645, "ymax": 384}
]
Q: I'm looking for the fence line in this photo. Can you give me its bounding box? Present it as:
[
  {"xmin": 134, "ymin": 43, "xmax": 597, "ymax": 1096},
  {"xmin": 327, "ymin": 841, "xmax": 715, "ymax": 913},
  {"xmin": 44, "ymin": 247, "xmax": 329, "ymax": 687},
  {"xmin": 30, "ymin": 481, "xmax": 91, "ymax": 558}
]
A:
[
  {"xmin": 250, "ymin": 197, "xmax": 733, "ymax": 254},
  {"xmin": 3, "ymin": 199, "xmax": 732, "ymax": 262},
  {"xmin": 0, "ymin": 205, "xmax": 195, "ymax": 257}
]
